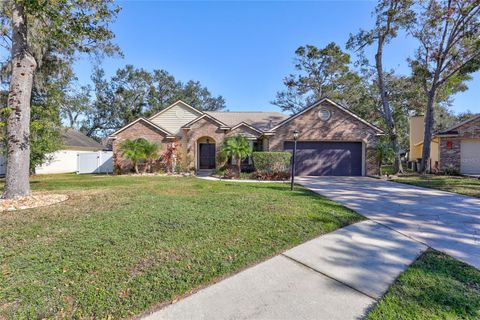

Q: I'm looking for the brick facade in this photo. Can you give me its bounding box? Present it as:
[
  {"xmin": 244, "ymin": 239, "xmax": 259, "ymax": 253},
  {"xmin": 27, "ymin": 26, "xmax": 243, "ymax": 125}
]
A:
[
  {"xmin": 181, "ymin": 117, "xmax": 228, "ymax": 169},
  {"xmin": 111, "ymin": 99, "xmax": 383, "ymax": 176},
  {"xmin": 112, "ymin": 119, "xmax": 171, "ymax": 173},
  {"xmin": 267, "ymin": 101, "xmax": 380, "ymax": 175}
]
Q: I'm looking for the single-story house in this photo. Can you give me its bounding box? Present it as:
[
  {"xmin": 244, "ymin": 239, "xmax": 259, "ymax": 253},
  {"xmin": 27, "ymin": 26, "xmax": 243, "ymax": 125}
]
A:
[
  {"xmin": 409, "ymin": 114, "xmax": 480, "ymax": 175},
  {"xmin": 108, "ymin": 98, "xmax": 384, "ymax": 176},
  {"xmin": 0, "ymin": 129, "xmax": 104, "ymax": 175},
  {"xmin": 35, "ymin": 129, "xmax": 105, "ymax": 174}
]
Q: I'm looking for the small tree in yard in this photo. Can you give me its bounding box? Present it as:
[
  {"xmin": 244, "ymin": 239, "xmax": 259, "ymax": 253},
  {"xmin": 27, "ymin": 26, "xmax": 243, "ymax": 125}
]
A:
[
  {"xmin": 219, "ymin": 136, "xmax": 252, "ymax": 175},
  {"xmin": 374, "ymin": 141, "xmax": 396, "ymax": 175},
  {"xmin": 119, "ymin": 138, "xmax": 159, "ymax": 174},
  {"xmin": 162, "ymin": 142, "xmax": 178, "ymax": 173}
]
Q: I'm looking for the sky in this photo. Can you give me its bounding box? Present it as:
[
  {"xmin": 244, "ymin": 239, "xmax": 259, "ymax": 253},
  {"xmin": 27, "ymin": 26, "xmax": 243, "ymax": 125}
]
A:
[{"xmin": 74, "ymin": 0, "xmax": 480, "ymax": 114}]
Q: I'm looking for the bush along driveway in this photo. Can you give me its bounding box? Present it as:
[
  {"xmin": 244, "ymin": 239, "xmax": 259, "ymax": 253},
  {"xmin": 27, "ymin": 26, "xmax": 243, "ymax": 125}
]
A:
[{"xmin": 0, "ymin": 174, "xmax": 362, "ymax": 319}]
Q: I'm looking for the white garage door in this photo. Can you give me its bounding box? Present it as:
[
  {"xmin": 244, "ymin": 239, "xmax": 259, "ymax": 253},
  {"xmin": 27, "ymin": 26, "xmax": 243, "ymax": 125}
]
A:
[{"xmin": 461, "ymin": 140, "xmax": 480, "ymax": 174}]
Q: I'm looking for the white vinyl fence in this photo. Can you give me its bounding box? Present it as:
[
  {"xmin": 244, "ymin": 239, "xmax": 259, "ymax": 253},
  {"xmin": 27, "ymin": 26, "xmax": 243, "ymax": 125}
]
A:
[
  {"xmin": 0, "ymin": 151, "xmax": 113, "ymax": 175},
  {"xmin": 77, "ymin": 151, "xmax": 113, "ymax": 174}
]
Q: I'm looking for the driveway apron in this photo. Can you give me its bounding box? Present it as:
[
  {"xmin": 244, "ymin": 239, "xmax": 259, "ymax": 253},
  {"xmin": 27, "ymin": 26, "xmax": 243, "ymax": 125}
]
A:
[{"xmin": 296, "ymin": 176, "xmax": 480, "ymax": 269}]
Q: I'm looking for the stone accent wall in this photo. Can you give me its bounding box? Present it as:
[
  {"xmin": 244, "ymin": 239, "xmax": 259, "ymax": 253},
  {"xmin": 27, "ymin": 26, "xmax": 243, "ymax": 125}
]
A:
[
  {"xmin": 267, "ymin": 100, "xmax": 380, "ymax": 176},
  {"xmin": 112, "ymin": 120, "xmax": 171, "ymax": 173},
  {"xmin": 438, "ymin": 116, "xmax": 479, "ymax": 173},
  {"xmin": 439, "ymin": 138, "xmax": 461, "ymax": 173}
]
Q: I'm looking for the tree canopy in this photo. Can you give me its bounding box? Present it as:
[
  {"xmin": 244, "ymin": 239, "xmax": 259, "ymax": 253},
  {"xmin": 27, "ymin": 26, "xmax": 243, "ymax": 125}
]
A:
[{"xmin": 62, "ymin": 65, "xmax": 226, "ymax": 139}]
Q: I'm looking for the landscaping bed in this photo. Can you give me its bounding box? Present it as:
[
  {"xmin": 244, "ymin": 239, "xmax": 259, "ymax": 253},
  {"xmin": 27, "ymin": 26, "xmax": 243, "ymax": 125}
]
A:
[
  {"xmin": 0, "ymin": 193, "xmax": 68, "ymax": 211},
  {"xmin": 368, "ymin": 249, "xmax": 480, "ymax": 320},
  {"xmin": 392, "ymin": 175, "xmax": 480, "ymax": 198},
  {"xmin": 0, "ymin": 174, "xmax": 362, "ymax": 319}
]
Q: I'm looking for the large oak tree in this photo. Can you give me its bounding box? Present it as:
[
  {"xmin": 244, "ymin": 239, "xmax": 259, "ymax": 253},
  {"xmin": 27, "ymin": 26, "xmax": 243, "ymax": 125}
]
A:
[
  {"xmin": 410, "ymin": 0, "xmax": 480, "ymax": 173},
  {"xmin": 0, "ymin": 0, "xmax": 120, "ymax": 198},
  {"xmin": 348, "ymin": 0, "xmax": 415, "ymax": 174}
]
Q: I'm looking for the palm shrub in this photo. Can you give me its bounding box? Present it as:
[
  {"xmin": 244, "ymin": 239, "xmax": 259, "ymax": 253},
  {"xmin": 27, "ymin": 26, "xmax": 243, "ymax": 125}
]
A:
[
  {"xmin": 219, "ymin": 136, "xmax": 252, "ymax": 175},
  {"xmin": 374, "ymin": 141, "xmax": 395, "ymax": 175},
  {"xmin": 138, "ymin": 139, "xmax": 160, "ymax": 173},
  {"xmin": 119, "ymin": 138, "xmax": 160, "ymax": 174}
]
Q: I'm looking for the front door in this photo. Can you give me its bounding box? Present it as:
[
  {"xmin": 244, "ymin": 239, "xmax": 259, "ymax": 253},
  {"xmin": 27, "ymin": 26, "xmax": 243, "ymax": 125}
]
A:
[{"xmin": 199, "ymin": 143, "xmax": 216, "ymax": 169}]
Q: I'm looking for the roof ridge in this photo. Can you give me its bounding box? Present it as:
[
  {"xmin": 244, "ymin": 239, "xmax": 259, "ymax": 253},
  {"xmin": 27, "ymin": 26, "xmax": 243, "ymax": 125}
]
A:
[
  {"xmin": 206, "ymin": 111, "xmax": 287, "ymax": 114},
  {"xmin": 437, "ymin": 113, "xmax": 480, "ymax": 134}
]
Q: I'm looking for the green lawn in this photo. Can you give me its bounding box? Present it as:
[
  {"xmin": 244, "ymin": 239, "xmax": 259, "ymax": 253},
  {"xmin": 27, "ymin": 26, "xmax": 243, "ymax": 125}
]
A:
[
  {"xmin": 392, "ymin": 175, "xmax": 480, "ymax": 198},
  {"xmin": 368, "ymin": 250, "xmax": 480, "ymax": 320},
  {"xmin": 0, "ymin": 174, "xmax": 362, "ymax": 319}
]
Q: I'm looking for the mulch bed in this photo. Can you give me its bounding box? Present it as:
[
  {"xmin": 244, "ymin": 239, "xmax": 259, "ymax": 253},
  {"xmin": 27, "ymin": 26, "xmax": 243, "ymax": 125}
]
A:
[{"xmin": 0, "ymin": 193, "xmax": 69, "ymax": 212}]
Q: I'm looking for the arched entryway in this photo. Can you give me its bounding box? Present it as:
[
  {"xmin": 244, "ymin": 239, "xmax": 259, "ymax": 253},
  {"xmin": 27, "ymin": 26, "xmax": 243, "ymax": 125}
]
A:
[{"xmin": 197, "ymin": 137, "xmax": 216, "ymax": 169}]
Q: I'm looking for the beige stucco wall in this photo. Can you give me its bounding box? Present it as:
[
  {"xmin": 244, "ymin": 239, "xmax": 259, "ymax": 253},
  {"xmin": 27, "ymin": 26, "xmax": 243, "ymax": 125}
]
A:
[
  {"xmin": 409, "ymin": 116, "xmax": 439, "ymax": 166},
  {"xmin": 409, "ymin": 116, "xmax": 424, "ymax": 160}
]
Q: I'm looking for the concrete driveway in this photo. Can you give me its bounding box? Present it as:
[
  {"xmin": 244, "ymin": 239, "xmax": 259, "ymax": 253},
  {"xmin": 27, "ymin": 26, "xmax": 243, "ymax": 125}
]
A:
[{"xmin": 297, "ymin": 176, "xmax": 480, "ymax": 269}]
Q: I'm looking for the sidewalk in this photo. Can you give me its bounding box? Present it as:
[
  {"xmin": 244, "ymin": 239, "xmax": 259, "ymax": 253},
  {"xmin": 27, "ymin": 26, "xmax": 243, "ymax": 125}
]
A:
[{"xmin": 143, "ymin": 220, "xmax": 427, "ymax": 320}]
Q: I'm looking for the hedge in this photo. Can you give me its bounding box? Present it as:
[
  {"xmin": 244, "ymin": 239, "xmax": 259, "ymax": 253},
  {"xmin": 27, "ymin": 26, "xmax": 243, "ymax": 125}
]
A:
[{"xmin": 252, "ymin": 152, "xmax": 291, "ymax": 173}]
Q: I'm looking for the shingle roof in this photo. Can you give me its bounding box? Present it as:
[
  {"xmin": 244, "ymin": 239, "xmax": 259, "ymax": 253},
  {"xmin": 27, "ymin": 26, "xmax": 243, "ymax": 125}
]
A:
[
  {"xmin": 436, "ymin": 114, "xmax": 480, "ymax": 135},
  {"xmin": 205, "ymin": 111, "xmax": 288, "ymax": 131},
  {"xmin": 61, "ymin": 128, "xmax": 104, "ymax": 150}
]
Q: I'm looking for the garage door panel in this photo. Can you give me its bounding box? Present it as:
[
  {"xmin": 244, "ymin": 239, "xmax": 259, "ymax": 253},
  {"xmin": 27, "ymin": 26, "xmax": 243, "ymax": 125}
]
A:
[
  {"xmin": 284, "ymin": 141, "xmax": 362, "ymax": 176},
  {"xmin": 461, "ymin": 140, "xmax": 480, "ymax": 174}
]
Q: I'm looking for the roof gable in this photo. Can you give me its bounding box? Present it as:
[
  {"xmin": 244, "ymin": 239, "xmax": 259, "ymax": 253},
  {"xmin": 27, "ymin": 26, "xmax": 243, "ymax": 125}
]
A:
[
  {"xmin": 149, "ymin": 100, "xmax": 203, "ymax": 119},
  {"xmin": 149, "ymin": 100, "xmax": 204, "ymax": 135},
  {"xmin": 181, "ymin": 113, "xmax": 230, "ymax": 129},
  {"xmin": 268, "ymin": 98, "xmax": 384, "ymax": 133},
  {"xmin": 437, "ymin": 114, "xmax": 480, "ymax": 135},
  {"xmin": 108, "ymin": 118, "xmax": 174, "ymax": 138}
]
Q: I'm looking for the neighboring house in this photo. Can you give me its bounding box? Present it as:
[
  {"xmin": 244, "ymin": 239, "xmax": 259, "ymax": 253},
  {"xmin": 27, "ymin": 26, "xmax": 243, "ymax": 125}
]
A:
[
  {"xmin": 34, "ymin": 129, "xmax": 105, "ymax": 174},
  {"xmin": 108, "ymin": 98, "xmax": 383, "ymax": 176},
  {"xmin": 0, "ymin": 129, "xmax": 104, "ymax": 175},
  {"xmin": 409, "ymin": 114, "xmax": 480, "ymax": 175}
]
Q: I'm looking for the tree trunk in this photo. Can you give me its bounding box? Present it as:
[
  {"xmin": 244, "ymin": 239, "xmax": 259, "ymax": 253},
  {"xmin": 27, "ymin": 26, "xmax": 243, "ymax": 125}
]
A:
[
  {"xmin": 420, "ymin": 89, "xmax": 436, "ymax": 173},
  {"xmin": 374, "ymin": 35, "xmax": 403, "ymax": 175},
  {"xmin": 237, "ymin": 159, "xmax": 242, "ymax": 175},
  {"xmin": 3, "ymin": 3, "xmax": 37, "ymax": 199},
  {"xmin": 134, "ymin": 162, "xmax": 139, "ymax": 174}
]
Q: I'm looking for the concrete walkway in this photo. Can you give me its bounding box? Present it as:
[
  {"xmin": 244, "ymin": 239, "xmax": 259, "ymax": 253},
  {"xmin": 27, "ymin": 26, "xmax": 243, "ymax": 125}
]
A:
[
  {"xmin": 143, "ymin": 221, "xmax": 426, "ymax": 320},
  {"xmin": 297, "ymin": 176, "xmax": 480, "ymax": 269}
]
